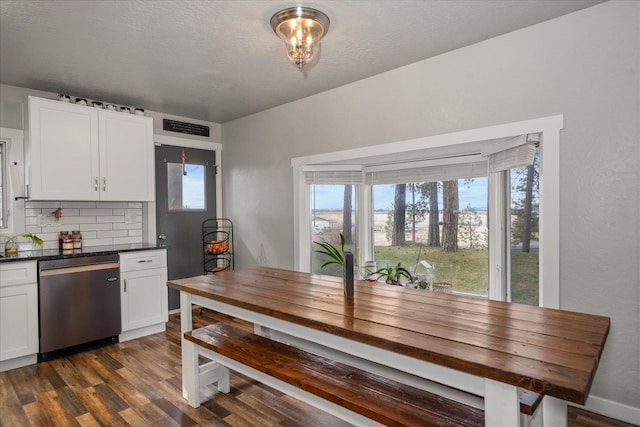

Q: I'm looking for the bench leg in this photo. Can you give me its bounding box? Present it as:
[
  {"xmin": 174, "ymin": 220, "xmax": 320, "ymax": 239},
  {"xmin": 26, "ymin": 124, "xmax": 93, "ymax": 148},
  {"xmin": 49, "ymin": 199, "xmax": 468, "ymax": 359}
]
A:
[
  {"xmin": 217, "ymin": 365, "xmax": 230, "ymax": 393},
  {"xmin": 184, "ymin": 339, "xmax": 201, "ymax": 408}
]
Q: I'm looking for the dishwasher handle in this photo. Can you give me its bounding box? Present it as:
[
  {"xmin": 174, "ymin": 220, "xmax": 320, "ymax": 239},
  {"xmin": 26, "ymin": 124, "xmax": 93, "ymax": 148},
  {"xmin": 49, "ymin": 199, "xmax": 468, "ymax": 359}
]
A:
[{"xmin": 39, "ymin": 262, "xmax": 119, "ymax": 277}]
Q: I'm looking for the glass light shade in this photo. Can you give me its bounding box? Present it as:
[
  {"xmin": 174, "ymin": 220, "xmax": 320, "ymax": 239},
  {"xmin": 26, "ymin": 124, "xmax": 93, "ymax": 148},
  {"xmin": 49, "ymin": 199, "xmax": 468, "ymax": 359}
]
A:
[{"xmin": 271, "ymin": 7, "xmax": 330, "ymax": 71}]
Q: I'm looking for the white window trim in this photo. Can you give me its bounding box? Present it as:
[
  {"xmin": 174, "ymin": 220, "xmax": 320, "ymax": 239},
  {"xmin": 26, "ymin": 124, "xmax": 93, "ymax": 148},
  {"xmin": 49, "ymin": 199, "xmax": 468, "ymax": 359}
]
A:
[
  {"xmin": 0, "ymin": 127, "xmax": 26, "ymax": 235},
  {"xmin": 292, "ymin": 115, "xmax": 562, "ymax": 308}
]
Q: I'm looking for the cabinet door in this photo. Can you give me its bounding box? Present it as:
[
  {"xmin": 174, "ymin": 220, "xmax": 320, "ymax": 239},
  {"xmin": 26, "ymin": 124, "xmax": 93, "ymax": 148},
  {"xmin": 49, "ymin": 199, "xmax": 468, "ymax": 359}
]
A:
[
  {"xmin": 98, "ymin": 110, "xmax": 154, "ymax": 201},
  {"xmin": 121, "ymin": 268, "xmax": 168, "ymax": 332},
  {"xmin": 28, "ymin": 97, "xmax": 100, "ymax": 200},
  {"xmin": 0, "ymin": 283, "xmax": 38, "ymax": 361}
]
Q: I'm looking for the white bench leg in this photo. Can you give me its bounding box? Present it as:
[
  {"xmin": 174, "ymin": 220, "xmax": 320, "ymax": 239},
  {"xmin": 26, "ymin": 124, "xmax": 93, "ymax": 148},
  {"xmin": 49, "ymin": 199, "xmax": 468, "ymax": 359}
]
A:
[
  {"xmin": 184, "ymin": 339, "xmax": 201, "ymax": 408},
  {"xmin": 217, "ymin": 365, "xmax": 230, "ymax": 393}
]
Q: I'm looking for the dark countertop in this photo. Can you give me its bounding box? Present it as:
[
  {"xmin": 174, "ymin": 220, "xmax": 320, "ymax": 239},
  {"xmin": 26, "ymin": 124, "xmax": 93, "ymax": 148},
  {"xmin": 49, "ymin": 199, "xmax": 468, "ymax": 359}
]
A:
[{"xmin": 0, "ymin": 243, "xmax": 164, "ymax": 263}]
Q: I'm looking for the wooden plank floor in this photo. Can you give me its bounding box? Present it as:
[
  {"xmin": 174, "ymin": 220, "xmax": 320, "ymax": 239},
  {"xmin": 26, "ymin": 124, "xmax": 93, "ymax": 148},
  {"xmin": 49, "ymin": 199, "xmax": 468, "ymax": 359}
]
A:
[{"xmin": 0, "ymin": 307, "xmax": 634, "ymax": 427}]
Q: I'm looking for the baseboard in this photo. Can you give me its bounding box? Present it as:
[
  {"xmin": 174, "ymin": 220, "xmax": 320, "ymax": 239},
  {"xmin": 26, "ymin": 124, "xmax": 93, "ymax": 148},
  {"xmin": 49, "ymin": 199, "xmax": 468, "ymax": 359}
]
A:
[
  {"xmin": 571, "ymin": 395, "xmax": 640, "ymax": 425},
  {"xmin": 168, "ymin": 308, "xmax": 181, "ymax": 315},
  {"xmin": 119, "ymin": 323, "xmax": 166, "ymax": 342},
  {"xmin": 0, "ymin": 354, "xmax": 37, "ymax": 372}
]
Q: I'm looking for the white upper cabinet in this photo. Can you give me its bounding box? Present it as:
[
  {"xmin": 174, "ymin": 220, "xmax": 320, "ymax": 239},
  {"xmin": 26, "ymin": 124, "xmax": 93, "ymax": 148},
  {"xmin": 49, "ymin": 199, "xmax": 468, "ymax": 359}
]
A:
[
  {"xmin": 98, "ymin": 109, "xmax": 154, "ymax": 201},
  {"xmin": 28, "ymin": 96, "xmax": 154, "ymax": 201},
  {"xmin": 28, "ymin": 97, "xmax": 100, "ymax": 200}
]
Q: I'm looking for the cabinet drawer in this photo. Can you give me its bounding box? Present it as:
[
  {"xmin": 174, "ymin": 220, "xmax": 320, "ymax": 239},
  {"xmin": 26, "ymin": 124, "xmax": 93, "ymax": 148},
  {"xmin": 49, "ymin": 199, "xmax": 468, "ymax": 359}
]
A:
[
  {"xmin": 119, "ymin": 250, "xmax": 167, "ymax": 273},
  {"xmin": 0, "ymin": 261, "xmax": 37, "ymax": 287}
]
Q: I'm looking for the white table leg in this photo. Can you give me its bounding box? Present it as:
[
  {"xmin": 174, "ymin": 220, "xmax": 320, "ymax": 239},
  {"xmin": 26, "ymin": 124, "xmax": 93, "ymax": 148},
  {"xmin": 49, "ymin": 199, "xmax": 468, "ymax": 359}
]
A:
[
  {"xmin": 541, "ymin": 395, "xmax": 568, "ymax": 426},
  {"xmin": 180, "ymin": 292, "xmax": 195, "ymax": 403},
  {"xmin": 485, "ymin": 379, "xmax": 520, "ymax": 427}
]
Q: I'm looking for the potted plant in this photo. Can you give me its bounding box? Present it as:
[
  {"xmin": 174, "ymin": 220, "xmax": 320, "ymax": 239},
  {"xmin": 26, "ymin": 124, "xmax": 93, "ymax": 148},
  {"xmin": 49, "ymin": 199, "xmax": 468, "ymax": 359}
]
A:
[
  {"xmin": 313, "ymin": 233, "xmax": 345, "ymax": 269},
  {"xmin": 369, "ymin": 263, "xmax": 413, "ymax": 286},
  {"xmin": 2, "ymin": 233, "xmax": 43, "ymax": 255}
]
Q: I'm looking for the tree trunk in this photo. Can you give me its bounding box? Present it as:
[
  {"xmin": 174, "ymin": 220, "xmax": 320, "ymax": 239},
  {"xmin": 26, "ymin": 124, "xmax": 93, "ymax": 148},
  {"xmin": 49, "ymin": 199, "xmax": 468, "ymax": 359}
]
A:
[
  {"xmin": 442, "ymin": 181, "xmax": 459, "ymax": 252},
  {"xmin": 427, "ymin": 182, "xmax": 440, "ymax": 247},
  {"xmin": 392, "ymin": 184, "xmax": 406, "ymax": 246},
  {"xmin": 521, "ymin": 165, "xmax": 535, "ymax": 253},
  {"xmin": 411, "ymin": 185, "xmax": 416, "ymax": 243},
  {"xmin": 343, "ymin": 185, "xmax": 353, "ymax": 245}
]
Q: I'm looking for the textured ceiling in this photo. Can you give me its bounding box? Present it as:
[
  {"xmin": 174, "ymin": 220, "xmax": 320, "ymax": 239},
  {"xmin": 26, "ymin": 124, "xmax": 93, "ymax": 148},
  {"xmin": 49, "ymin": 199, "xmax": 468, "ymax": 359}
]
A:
[{"xmin": 0, "ymin": 0, "xmax": 603, "ymax": 123}]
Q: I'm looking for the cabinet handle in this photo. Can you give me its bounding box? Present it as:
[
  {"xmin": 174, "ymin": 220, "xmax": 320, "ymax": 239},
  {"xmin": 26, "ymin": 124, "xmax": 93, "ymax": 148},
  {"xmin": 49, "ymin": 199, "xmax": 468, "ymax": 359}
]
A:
[
  {"xmin": 94, "ymin": 177, "xmax": 99, "ymax": 191},
  {"xmin": 102, "ymin": 177, "xmax": 107, "ymax": 192},
  {"xmin": 137, "ymin": 259, "xmax": 153, "ymax": 263},
  {"xmin": 124, "ymin": 279, "xmax": 127, "ymax": 292}
]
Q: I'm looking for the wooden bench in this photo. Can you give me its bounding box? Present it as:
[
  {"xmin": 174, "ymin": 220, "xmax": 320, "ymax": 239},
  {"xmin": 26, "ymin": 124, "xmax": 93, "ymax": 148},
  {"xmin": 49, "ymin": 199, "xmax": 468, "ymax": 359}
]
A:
[{"xmin": 185, "ymin": 323, "xmax": 545, "ymax": 426}]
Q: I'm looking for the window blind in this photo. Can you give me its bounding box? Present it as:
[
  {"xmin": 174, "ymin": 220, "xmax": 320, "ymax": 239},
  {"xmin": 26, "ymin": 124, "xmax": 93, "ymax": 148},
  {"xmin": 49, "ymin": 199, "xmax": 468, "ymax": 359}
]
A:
[
  {"xmin": 481, "ymin": 135, "xmax": 537, "ymax": 172},
  {"xmin": 303, "ymin": 134, "xmax": 534, "ymax": 185},
  {"xmin": 365, "ymin": 161, "xmax": 488, "ymax": 185},
  {"xmin": 303, "ymin": 165, "xmax": 365, "ymax": 185},
  {"xmin": 487, "ymin": 143, "xmax": 537, "ymax": 172}
]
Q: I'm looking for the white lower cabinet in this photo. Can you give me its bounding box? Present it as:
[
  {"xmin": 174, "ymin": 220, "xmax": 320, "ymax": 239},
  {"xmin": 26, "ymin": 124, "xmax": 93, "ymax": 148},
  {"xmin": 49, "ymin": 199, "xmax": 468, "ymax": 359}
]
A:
[
  {"xmin": 0, "ymin": 261, "xmax": 38, "ymax": 372},
  {"xmin": 119, "ymin": 249, "xmax": 168, "ymax": 342}
]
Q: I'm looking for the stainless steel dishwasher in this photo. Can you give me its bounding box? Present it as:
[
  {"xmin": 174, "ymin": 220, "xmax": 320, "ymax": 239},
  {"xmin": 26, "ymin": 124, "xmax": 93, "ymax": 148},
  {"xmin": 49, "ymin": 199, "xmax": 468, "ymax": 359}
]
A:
[{"xmin": 38, "ymin": 253, "xmax": 121, "ymax": 360}]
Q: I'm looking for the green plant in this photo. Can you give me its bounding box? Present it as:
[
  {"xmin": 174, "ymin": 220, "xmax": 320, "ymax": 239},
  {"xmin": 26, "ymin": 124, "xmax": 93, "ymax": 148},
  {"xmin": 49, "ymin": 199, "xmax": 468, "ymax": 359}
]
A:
[
  {"xmin": 2, "ymin": 233, "xmax": 44, "ymax": 254},
  {"xmin": 370, "ymin": 262, "xmax": 413, "ymax": 286},
  {"xmin": 313, "ymin": 233, "xmax": 345, "ymax": 269}
]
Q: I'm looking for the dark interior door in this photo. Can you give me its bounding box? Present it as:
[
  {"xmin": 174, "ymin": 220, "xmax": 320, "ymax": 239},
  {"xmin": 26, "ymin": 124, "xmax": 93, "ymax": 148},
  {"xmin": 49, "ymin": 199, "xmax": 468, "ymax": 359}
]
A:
[{"xmin": 155, "ymin": 145, "xmax": 216, "ymax": 310}]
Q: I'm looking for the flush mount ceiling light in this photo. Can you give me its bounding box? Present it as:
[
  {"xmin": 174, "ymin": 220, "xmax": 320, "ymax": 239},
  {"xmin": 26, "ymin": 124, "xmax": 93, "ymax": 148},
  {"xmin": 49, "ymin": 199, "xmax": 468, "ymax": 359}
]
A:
[{"xmin": 270, "ymin": 6, "xmax": 330, "ymax": 71}]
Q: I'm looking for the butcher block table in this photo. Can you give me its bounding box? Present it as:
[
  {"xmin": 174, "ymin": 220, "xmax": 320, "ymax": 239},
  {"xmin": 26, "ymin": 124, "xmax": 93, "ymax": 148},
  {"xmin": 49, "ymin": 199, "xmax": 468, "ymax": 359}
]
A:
[{"xmin": 168, "ymin": 267, "xmax": 610, "ymax": 426}]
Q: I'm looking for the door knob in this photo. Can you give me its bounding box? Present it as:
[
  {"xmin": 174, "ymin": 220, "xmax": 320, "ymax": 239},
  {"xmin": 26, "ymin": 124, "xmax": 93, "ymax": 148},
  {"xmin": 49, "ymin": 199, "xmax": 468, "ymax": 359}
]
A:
[{"xmin": 158, "ymin": 233, "xmax": 167, "ymax": 240}]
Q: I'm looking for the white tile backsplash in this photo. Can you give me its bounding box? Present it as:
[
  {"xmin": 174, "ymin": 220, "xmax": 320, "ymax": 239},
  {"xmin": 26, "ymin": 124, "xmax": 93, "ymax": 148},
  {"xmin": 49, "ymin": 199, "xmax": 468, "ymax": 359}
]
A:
[
  {"xmin": 24, "ymin": 201, "xmax": 144, "ymax": 249},
  {"xmin": 80, "ymin": 208, "xmax": 114, "ymax": 216}
]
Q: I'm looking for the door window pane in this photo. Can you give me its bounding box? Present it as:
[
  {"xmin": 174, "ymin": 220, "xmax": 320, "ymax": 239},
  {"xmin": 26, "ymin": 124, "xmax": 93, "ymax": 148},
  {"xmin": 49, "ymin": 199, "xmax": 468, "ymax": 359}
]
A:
[
  {"xmin": 510, "ymin": 148, "xmax": 540, "ymax": 305},
  {"xmin": 167, "ymin": 163, "xmax": 206, "ymax": 211},
  {"xmin": 373, "ymin": 178, "xmax": 488, "ymax": 296},
  {"xmin": 310, "ymin": 184, "xmax": 356, "ymax": 277}
]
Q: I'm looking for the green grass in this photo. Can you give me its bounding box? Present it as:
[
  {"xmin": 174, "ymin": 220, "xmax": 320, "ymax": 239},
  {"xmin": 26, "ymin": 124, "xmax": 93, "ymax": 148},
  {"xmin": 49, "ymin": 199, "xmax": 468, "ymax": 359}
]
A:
[
  {"xmin": 375, "ymin": 246, "xmax": 489, "ymax": 295},
  {"xmin": 510, "ymin": 251, "xmax": 539, "ymax": 306},
  {"xmin": 313, "ymin": 245, "xmax": 539, "ymax": 306}
]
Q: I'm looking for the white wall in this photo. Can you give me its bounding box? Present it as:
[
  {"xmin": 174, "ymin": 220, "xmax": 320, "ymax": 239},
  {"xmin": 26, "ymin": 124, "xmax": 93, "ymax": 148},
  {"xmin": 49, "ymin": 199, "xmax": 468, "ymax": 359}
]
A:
[{"xmin": 222, "ymin": 1, "xmax": 639, "ymax": 419}]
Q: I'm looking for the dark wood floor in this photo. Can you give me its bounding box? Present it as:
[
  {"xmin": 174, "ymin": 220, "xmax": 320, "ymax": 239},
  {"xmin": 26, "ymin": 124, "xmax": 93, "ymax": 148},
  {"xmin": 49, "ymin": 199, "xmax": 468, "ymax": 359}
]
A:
[{"xmin": 0, "ymin": 307, "xmax": 635, "ymax": 427}]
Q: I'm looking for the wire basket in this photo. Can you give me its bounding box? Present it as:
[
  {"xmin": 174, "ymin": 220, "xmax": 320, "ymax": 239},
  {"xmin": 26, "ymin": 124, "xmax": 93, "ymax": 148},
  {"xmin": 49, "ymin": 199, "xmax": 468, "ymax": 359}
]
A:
[
  {"xmin": 204, "ymin": 257, "xmax": 231, "ymax": 274},
  {"xmin": 203, "ymin": 230, "xmax": 230, "ymax": 254}
]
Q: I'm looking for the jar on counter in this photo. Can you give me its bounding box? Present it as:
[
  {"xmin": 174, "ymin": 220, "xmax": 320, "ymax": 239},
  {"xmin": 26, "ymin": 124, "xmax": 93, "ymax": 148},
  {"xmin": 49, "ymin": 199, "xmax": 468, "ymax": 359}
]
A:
[
  {"xmin": 72, "ymin": 231, "xmax": 82, "ymax": 249},
  {"xmin": 58, "ymin": 231, "xmax": 69, "ymax": 250},
  {"xmin": 62, "ymin": 234, "xmax": 73, "ymax": 250}
]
